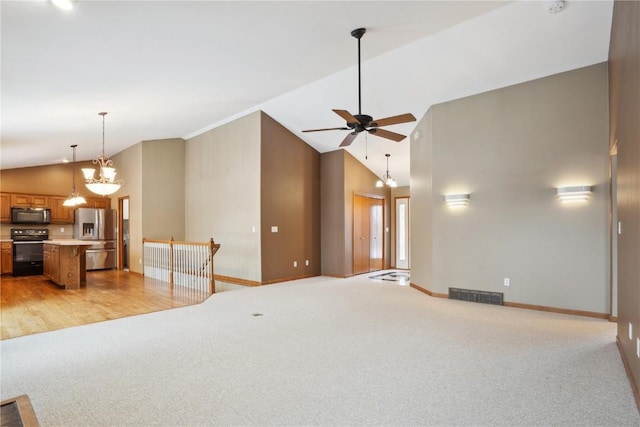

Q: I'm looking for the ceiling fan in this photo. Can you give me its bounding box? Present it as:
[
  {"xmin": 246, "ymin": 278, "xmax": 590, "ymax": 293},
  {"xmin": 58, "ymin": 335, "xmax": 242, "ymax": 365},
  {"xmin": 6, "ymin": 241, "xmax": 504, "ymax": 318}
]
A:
[{"xmin": 302, "ymin": 28, "xmax": 416, "ymax": 147}]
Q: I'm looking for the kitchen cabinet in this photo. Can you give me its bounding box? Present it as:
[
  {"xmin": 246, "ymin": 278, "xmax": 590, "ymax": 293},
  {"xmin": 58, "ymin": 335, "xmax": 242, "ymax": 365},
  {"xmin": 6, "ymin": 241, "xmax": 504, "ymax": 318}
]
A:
[
  {"xmin": 44, "ymin": 241, "xmax": 92, "ymax": 289},
  {"xmin": 0, "ymin": 192, "xmax": 111, "ymax": 223},
  {"xmin": 1, "ymin": 242, "xmax": 13, "ymax": 275},
  {"xmin": 10, "ymin": 193, "xmax": 50, "ymax": 208},
  {"xmin": 49, "ymin": 196, "xmax": 75, "ymax": 224},
  {"xmin": 43, "ymin": 244, "xmax": 60, "ymax": 284},
  {"xmin": 0, "ymin": 193, "xmax": 10, "ymax": 222},
  {"xmin": 86, "ymin": 197, "xmax": 111, "ymax": 209}
]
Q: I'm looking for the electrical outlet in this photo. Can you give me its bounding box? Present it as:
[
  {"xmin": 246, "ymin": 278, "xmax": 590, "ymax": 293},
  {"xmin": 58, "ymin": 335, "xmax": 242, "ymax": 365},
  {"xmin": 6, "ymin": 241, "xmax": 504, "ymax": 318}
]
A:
[
  {"xmin": 305, "ymin": 260, "xmax": 309, "ymax": 266},
  {"xmin": 504, "ymin": 278, "xmax": 510, "ymax": 287},
  {"xmin": 293, "ymin": 261, "xmax": 297, "ymax": 267},
  {"xmin": 271, "ymin": 226, "xmax": 278, "ymax": 233},
  {"xmin": 60, "ymin": 227, "xmax": 65, "ymax": 232},
  {"xmin": 630, "ymin": 323, "xmax": 634, "ymax": 340}
]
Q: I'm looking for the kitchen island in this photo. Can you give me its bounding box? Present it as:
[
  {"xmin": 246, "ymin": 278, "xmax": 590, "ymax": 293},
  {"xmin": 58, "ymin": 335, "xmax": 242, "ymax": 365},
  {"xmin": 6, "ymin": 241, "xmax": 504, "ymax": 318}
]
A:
[{"xmin": 43, "ymin": 240, "xmax": 101, "ymax": 289}]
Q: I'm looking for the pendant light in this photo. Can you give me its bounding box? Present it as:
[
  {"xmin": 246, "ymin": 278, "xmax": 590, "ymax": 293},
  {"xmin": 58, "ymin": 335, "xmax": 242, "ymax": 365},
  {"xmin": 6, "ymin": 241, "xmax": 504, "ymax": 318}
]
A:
[
  {"xmin": 63, "ymin": 144, "xmax": 87, "ymax": 207},
  {"xmin": 376, "ymin": 153, "xmax": 397, "ymax": 188},
  {"xmin": 82, "ymin": 112, "xmax": 123, "ymax": 196}
]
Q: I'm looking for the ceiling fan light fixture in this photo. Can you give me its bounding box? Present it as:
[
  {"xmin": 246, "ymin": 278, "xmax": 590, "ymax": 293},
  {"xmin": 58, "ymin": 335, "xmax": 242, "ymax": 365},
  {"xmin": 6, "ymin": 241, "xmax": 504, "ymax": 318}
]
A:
[{"xmin": 301, "ymin": 28, "xmax": 416, "ymax": 147}]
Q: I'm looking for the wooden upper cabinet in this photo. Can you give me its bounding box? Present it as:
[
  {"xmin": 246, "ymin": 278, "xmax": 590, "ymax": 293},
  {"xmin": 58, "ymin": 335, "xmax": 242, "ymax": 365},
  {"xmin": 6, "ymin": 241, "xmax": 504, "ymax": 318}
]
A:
[
  {"xmin": 10, "ymin": 193, "xmax": 50, "ymax": 208},
  {"xmin": 86, "ymin": 197, "xmax": 111, "ymax": 209},
  {"xmin": 0, "ymin": 192, "xmax": 111, "ymax": 224},
  {"xmin": 0, "ymin": 193, "xmax": 10, "ymax": 223},
  {"xmin": 49, "ymin": 196, "xmax": 75, "ymax": 224}
]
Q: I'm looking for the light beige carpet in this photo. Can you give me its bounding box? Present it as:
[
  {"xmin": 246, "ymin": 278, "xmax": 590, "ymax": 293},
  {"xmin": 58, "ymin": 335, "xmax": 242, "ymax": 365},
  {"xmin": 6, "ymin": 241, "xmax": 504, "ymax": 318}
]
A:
[{"xmin": 1, "ymin": 272, "xmax": 639, "ymax": 426}]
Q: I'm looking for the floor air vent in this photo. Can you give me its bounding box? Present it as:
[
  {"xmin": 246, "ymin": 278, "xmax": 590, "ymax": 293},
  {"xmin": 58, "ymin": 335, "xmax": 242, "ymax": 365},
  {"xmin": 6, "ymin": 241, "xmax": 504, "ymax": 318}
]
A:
[{"xmin": 449, "ymin": 288, "xmax": 503, "ymax": 306}]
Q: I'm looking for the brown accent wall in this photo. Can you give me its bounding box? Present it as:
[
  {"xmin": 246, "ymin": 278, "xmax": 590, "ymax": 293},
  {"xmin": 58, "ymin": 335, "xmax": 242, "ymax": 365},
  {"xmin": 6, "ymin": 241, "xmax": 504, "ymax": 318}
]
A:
[
  {"xmin": 609, "ymin": 0, "xmax": 640, "ymax": 405},
  {"xmin": 320, "ymin": 149, "xmax": 391, "ymax": 277},
  {"xmin": 0, "ymin": 161, "xmax": 97, "ymax": 195},
  {"xmin": 260, "ymin": 112, "xmax": 321, "ymax": 283}
]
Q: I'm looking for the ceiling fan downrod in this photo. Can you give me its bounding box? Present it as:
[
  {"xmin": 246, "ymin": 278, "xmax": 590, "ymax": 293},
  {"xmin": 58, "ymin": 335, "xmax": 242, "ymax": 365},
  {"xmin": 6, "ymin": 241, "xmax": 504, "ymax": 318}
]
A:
[{"xmin": 351, "ymin": 28, "xmax": 366, "ymax": 116}]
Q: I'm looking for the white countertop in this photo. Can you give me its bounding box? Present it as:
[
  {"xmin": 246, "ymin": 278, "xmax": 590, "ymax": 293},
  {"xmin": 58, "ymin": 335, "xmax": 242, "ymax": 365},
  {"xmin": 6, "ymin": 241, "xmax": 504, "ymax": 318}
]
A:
[{"xmin": 43, "ymin": 239, "xmax": 104, "ymax": 246}]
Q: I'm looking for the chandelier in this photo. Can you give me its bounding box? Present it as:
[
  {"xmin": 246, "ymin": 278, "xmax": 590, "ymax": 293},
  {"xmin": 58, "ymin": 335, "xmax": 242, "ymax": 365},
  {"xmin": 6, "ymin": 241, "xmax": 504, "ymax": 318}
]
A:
[
  {"xmin": 62, "ymin": 144, "xmax": 87, "ymax": 207},
  {"xmin": 82, "ymin": 112, "xmax": 123, "ymax": 196},
  {"xmin": 376, "ymin": 153, "xmax": 397, "ymax": 188}
]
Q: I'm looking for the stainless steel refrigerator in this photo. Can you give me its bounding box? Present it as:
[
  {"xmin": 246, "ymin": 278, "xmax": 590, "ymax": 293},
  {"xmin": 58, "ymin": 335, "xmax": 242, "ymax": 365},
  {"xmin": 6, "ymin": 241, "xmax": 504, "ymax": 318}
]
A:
[{"xmin": 73, "ymin": 208, "xmax": 117, "ymax": 270}]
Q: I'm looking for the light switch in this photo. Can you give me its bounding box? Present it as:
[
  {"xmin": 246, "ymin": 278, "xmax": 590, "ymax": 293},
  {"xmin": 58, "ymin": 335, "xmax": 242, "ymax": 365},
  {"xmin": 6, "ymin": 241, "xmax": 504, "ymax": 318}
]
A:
[{"xmin": 271, "ymin": 226, "xmax": 278, "ymax": 233}]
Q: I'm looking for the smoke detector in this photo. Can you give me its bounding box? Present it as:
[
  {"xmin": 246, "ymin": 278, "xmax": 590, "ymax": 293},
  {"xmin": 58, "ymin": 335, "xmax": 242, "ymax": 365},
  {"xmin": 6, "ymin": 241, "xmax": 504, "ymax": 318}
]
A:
[{"xmin": 546, "ymin": 0, "xmax": 565, "ymax": 14}]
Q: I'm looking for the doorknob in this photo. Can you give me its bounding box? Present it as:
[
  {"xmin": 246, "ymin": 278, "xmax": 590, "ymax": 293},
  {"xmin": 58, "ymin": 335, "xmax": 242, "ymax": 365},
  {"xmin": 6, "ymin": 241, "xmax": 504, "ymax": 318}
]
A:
[{"xmin": 360, "ymin": 236, "xmax": 365, "ymax": 240}]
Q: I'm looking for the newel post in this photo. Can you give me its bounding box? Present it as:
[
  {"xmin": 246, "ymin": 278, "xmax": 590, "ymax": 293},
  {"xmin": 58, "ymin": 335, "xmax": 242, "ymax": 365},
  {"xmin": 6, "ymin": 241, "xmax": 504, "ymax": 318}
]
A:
[
  {"xmin": 169, "ymin": 237, "xmax": 174, "ymax": 288},
  {"xmin": 209, "ymin": 238, "xmax": 215, "ymax": 294},
  {"xmin": 142, "ymin": 238, "xmax": 147, "ymax": 277}
]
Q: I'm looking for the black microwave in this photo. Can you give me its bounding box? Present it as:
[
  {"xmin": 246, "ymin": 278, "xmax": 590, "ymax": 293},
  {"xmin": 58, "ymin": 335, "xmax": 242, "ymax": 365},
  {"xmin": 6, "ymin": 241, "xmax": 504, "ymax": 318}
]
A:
[{"xmin": 11, "ymin": 207, "xmax": 51, "ymax": 225}]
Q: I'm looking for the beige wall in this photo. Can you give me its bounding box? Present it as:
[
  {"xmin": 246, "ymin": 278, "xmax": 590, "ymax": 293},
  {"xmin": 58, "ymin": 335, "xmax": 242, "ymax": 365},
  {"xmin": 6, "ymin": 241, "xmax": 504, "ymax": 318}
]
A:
[
  {"xmin": 103, "ymin": 138, "xmax": 185, "ymax": 274},
  {"xmin": 141, "ymin": 138, "xmax": 185, "ymax": 241},
  {"xmin": 185, "ymin": 111, "xmax": 262, "ymax": 283},
  {"xmin": 410, "ymin": 109, "xmax": 434, "ymax": 292},
  {"xmin": 112, "ymin": 143, "xmax": 143, "ymax": 273},
  {"xmin": 260, "ymin": 112, "xmax": 321, "ymax": 283},
  {"xmin": 321, "ymin": 149, "xmax": 391, "ymax": 277},
  {"xmin": 609, "ymin": 0, "xmax": 640, "ymax": 400},
  {"xmin": 320, "ymin": 150, "xmax": 346, "ymax": 276},
  {"xmin": 411, "ymin": 63, "xmax": 610, "ymax": 313}
]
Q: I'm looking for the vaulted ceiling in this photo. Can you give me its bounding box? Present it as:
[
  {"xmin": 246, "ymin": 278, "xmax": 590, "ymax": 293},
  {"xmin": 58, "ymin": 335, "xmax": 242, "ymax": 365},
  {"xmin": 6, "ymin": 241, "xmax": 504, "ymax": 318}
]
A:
[{"xmin": 1, "ymin": 1, "xmax": 613, "ymax": 185}]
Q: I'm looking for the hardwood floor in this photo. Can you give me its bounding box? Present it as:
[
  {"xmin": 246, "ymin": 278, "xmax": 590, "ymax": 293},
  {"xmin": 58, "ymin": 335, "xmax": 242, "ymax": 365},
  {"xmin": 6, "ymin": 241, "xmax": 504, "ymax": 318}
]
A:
[{"xmin": 0, "ymin": 270, "xmax": 209, "ymax": 340}]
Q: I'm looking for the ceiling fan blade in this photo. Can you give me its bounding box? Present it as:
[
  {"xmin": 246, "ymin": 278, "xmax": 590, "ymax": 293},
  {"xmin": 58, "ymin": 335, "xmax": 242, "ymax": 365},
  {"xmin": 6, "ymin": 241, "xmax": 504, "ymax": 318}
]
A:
[
  {"xmin": 368, "ymin": 128, "xmax": 406, "ymax": 142},
  {"xmin": 333, "ymin": 109, "xmax": 361, "ymax": 124},
  {"xmin": 339, "ymin": 132, "xmax": 359, "ymax": 147},
  {"xmin": 302, "ymin": 127, "xmax": 350, "ymax": 133},
  {"xmin": 369, "ymin": 113, "xmax": 416, "ymax": 128}
]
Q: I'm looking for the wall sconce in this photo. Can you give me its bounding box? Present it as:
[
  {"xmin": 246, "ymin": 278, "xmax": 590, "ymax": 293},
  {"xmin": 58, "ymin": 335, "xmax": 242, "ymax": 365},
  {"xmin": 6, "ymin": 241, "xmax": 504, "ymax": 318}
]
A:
[
  {"xmin": 445, "ymin": 194, "xmax": 470, "ymax": 208},
  {"xmin": 556, "ymin": 185, "xmax": 592, "ymax": 202}
]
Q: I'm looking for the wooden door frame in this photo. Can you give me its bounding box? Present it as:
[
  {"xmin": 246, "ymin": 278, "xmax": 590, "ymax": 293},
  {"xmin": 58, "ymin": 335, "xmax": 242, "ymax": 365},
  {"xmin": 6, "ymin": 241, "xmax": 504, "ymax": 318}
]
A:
[
  {"xmin": 352, "ymin": 192, "xmax": 386, "ymax": 275},
  {"xmin": 117, "ymin": 196, "xmax": 129, "ymax": 270}
]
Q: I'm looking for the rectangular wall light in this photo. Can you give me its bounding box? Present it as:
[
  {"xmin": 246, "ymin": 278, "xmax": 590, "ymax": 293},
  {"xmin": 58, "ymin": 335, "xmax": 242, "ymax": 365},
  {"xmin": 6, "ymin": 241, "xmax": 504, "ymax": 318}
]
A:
[
  {"xmin": 445, "ymin": 194, "xmax": 470, "ymax": 207},
  {"xmin": 557, "ymin": 185, "xmax": 592, "ymax": 202}
]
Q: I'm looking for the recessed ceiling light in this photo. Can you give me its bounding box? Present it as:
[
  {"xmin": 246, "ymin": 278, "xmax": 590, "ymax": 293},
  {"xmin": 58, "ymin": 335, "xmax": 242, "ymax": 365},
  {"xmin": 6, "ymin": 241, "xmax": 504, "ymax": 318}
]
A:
[{"xmin": 51, "ymin": 0, "xmax": 73, "ymax": 11}]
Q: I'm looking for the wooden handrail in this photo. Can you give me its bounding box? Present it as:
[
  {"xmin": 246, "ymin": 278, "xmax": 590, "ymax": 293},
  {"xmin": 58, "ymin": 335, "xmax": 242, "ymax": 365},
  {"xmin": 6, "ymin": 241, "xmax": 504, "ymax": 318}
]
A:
[{"xmin": 142, "ymin": 237, "xmax": 220, "ymax": 295}]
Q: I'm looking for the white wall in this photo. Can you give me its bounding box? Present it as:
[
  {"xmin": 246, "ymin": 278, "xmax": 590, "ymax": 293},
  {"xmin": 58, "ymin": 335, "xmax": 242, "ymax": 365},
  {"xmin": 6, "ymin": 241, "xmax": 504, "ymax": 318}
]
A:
[
  {"xmin": 184, "ymin": 111, "xmax": 262, "ymax": 282},
  {"xmin": 411, "ymin": 63, "xmax": 610, "ymax": 313}
]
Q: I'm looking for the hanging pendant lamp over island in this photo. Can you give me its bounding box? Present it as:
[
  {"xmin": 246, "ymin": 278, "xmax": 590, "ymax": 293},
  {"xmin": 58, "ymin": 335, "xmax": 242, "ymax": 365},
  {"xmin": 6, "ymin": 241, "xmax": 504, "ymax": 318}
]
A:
[
  {"xmin": 82, "ymin": 112, "xmax": 123, "ymax": 196},
  {"xmin": 63, "ymin": 144, "xmax": 87, "ymax": 207}
]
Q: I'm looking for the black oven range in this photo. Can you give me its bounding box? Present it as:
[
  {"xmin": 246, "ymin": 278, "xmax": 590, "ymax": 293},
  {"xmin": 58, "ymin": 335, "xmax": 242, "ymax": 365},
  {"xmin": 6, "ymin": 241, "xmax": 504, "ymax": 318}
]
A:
[{"xmin": 11, "ymin": 228, "xmax": 49, "ymax": 276}]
